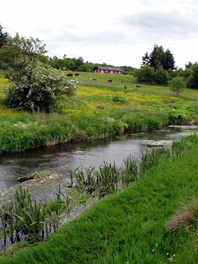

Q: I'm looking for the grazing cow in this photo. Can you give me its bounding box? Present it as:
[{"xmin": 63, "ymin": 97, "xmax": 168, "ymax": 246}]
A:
[
  {"xmin": 67, "ymin": 73, "xmax": 73, "ymax": 77},
  {"xmin": 107, "ymin": 80, "xmax": 112, "ymax": 83},
  {"xmin": 74, "ymin": 73, "xmax": 79, "ymax": 76},
  {"xmin": 121, "ymin": 81, "xmax": 124, "ymax": 84},
  {"xmin": 90, "ymin": 78, "xmax": 97, "ymax": 81},
  {"xmin": 134, "ymin": 84, "xmax": 141, "ymax": 88}
]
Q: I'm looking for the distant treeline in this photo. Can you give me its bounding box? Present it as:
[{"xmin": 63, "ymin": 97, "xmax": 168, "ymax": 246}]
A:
[{"xmin": 46, "ymin": 56, "xmax": 135, "ymax": 75}]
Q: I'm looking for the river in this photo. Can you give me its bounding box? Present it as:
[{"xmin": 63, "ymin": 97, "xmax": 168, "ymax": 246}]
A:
[{"xmin": 0, "ymin": 125, "xmax": 197, "ymax": 193}]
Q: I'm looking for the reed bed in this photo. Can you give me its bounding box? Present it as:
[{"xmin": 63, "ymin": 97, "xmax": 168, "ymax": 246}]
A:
[{"xmin": 0, "ymin": 185, "xmax": 71, "ymax": 248}]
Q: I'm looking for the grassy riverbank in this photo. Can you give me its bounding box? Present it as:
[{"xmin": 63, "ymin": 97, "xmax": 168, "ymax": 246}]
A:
[
  {"xmin": 1, "ymin": 72, "xmax": 198, "ymax": 153},
  {"xmin": 1, "ymin": 135, "xmax": 198, "ymax": 263}
]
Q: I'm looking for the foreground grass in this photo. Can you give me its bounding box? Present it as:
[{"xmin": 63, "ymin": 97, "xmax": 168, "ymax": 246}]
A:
[
  {"xmin": 1, "ymin": 73, "xmax": 198, "ymax": 153},
  {"xmin": 1, "ymin": 137, "xmax": 198, "ymax": 263}
]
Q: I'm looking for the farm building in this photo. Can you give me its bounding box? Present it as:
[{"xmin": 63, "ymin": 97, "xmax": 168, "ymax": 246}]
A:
[{"xmin": 93, "ymin": 66, "xmax": 123, "ymax": 74}]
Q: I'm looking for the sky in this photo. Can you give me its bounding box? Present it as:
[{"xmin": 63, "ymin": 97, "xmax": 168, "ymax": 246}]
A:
[{"xmin": 1, "ymin": 0, "xmax": 198, "ymax": 69}]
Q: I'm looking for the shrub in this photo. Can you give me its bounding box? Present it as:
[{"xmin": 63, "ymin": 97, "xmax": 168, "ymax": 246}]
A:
[
  {"xmin": 156, "ymin": 65, "xmax": 169, "ymax": 85},
  {"xmin": 133, "ymin": 66, "xmax": 156, "ymax": 83},
  {"xmin": 4, "ymin": 62, "xmax": 77, "ymax": 110},
  {"xmin": 168, "ymin": 77, "xmax": 186, "ymax": 95},
  {"xmin": 112, "ymin": 95, "xmax": 126, "ymax": 103}
]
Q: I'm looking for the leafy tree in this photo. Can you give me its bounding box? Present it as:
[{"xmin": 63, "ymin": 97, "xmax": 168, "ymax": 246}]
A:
[
  {"xmin": 75, "ymin": 56, "xmax": 84, "ymax": 69},
  {"xmin": 2, "ymin": 33, "xmax": 76, "ymax": 110},
  {"xmin": 185, "ymin": 61, "xmax": 198, "ymax": 69},
  {"xmin": 0, "ymin": 25, "xmax": 9, "ymax": 49},
  {"xmin": 164, "ymin": 49, "xmax": 175, "ymax": 72},
  {"xmin": 149, "ymin": 45, "xmax": 166, "ymax": 70},
  {"xmin": 67, "ymin": 60, "xmax": 76, "ymax": 71},
  {"xmin": 169, "ymin": 77, "xmax": 186, "ymax": 95},
  {"xmin": 142, "ymin": 52, "xmax": 150, "ymax": 66},
  {"xmin": 5, "ymin": 61, "xmax": 76, "ymax": 109},
  {"xmin": 141, "ymin": 45, "xmax": 175, "ymax": 71},
  {"xmin": 0, "ymin": 33, "xmax": 47, "ymax": 78},
  {"xmin": 133, "ymin": 66, "xmax": 156, "ymax": 83},
  {"xmin": 182, "ymin": 68, "xmax": 192, "ymax": 79},
  {"xmin": 187, "ymin": 65, "xmax": 198, "ymax": 89},
  {"xmin": 156, "ymin": 66, "xmax": 169, "ymax": 85},
  {"xmin": 55, "ymin": 59, "xmax": 67, "ymax": 69}
]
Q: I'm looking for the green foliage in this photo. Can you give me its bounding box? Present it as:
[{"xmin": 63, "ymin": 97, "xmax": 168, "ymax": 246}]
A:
[
  {"xmin": 142, "ymin": 44, "xmax": 175, "ymax": 71},
  {"xmin": 112, "ymin": 95, "xmax": 126, "ymax": 103},
  {"xmin": 133, "ymin": 65, "xmax": 156, "ymax": 82},
  {"xmin": 0, "ymin": 24, "xmax": 9, "ymax": 49},
  {"xmin": 156, "ymin": 65, "xmax": 169, "ymax": 85},
  {"xmin": 1, "ymin": 136, "xmax": 198, "ymax": 263},
  {"xmin": 0, "ymin": 184, "xmax": 70, "ymax": 244},
  {"xmin": 185, "ymin": 61, "xmax": 198, "ymax": 69},
  {"xmin": 168, "ymin": 77, "xmax": 186, "ymax": 95},
  {"xmin": 4, "ymin": 62, "xmax": 77, "ymax": 109},
  {"xmin": 0, "ymin": 33, "xmax": 47, "ymax": 73},
  {"xmin": 187, "ymin": 65, "xmax": 198, "ymax": 89}
]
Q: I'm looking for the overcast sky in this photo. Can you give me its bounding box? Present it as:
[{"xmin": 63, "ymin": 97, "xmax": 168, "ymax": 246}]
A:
[{"xmin": 1, "ymin": 0, "xmax": 198, "ymax": 68}]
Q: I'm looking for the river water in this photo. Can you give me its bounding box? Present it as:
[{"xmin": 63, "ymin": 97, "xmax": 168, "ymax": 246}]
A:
[{"xmin": 0, "ymin": 125, "xmax": 197, "ymax": 193}]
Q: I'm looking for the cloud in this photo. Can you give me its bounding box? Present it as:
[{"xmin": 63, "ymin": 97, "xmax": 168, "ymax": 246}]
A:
[{"xmin": 116, "ymin": 9, "xmax": 198, "ymax": 42}]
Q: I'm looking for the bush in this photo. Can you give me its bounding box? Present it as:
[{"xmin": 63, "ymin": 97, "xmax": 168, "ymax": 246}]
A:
[
  {"xmin": 156, "ymin": 65, "xmax": 169, "ymax": 85},
  {"xmin": 133, "ymin": 66, "xmax": 156, "ymax": 83},
  {"xmin": 187, "ymin": 65, "xmax": 198, "ymax": 89},
  {"xmin": 168, "ymin": 77, "xmax": 186, "ymax": 95},
  {"xmin": 4, "ymin": 62, "xmax": 77, "ymax": 110}
]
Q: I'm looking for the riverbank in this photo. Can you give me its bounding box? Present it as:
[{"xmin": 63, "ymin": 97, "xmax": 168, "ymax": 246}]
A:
[
  {"xmin": 1, "ymin": 73, "xmax": 198, "ymax": 153},
  {"xmin": 1, "ymin": 134, "xmax": 198, "ymax": 263}
]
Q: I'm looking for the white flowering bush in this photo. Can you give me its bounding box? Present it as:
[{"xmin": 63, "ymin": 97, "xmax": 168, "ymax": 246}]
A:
[{"xmin": 5, "ymin": 62, "xmax": 77, "ymax": 110}]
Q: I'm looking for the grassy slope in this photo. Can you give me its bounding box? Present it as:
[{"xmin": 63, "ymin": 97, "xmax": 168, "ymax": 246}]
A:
[
  {"xmin": 1, "ymin": 73, "xmax": 198, "ymax": 152},
  {"xmin": 1, "ymin": 142, "xmax": 198, "ymax": 263}
]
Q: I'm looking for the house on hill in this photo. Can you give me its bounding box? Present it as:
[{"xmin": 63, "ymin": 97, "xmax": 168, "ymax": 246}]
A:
[{"xmin": 93, "ymin": 66, "xmax": 123, "ymax": 74}]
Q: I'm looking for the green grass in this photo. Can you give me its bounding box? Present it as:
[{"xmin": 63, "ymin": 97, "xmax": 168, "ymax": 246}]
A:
[
  {"xmin": 1, "ymin": 72, "xmax": 198, "ymax": 153},
  {"xmin": 1, "ymin": 135, "xmax": 198, "ymax": 263}
]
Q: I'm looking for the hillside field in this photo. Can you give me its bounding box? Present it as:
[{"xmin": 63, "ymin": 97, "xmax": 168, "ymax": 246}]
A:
[{"xmin": 0, "ymin": 72, "xmax": 198, "ymax": 153}]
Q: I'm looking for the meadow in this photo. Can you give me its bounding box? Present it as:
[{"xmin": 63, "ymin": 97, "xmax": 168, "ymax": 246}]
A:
[
  {"xmin": 1, "ymin": 72, "xmax": 198, "ymax": 263},
  {"xmin": 0, "ymin": 71, "xmax": 198, "ymax": 153}
]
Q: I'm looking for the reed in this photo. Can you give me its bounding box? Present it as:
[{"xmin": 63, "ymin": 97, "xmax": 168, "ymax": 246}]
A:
[{"xmin": 0, "ymin": 184, "xmax": 71, "ymax": 247}]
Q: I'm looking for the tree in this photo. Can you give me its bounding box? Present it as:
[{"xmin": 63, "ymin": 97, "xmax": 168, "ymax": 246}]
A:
[
  {"xmin": 142, "ymin": 52, "xmax": 150, "ymax": 66},
  {"xmin": 164, "ymin": 49, "xmax": 175, "ymax": 72},
  {"xmin": 169, "ymin": 77, "xmax": 186, "ymax": 95},
  {"xmin": 0, "ymin": 33, "xmax": 47, "ymax": 78},
  {"xmin": 156, "ymin": 66, "xmax": 169, "ymax": 85},
  {"xmin": 5, "ymin": 61, "xmax": 76, "ymax": 109},
  {"xmin": 187, "ymin": 65, "xmax": 198, "ymax": 89},
  {"xmin": 141, "ymin": 45, "xmax": 175, "ymax": 71},
  {"xmin": 149, "ymin": 45, "xmax": 166, "ymax": 70},
  {"xmin": 133, "ymin": 66, "xmax": 156, "ymax": 83},
  {"xmin": 0, "ymin": 25, "xmax": 9, "ymax": 49},
  {"xmin": 185, "ymin": 61, "xmax": 198, "ymax": 69},
  {"xmin": 2, "ymin": 33, "xmax": 76, "ymax": 110}
]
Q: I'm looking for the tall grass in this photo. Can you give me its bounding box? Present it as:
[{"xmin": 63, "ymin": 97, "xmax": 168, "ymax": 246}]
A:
[
  {"xmin": 1, "ymin": 135, "xmax": 198, "ymax": 263},
  {"xmin": 0, "ymin": 185, "xmax": 71, "ymax": 248},
  {"xmin": 1, "ymin": 71, "xmax": 198, "ymax": 153}
]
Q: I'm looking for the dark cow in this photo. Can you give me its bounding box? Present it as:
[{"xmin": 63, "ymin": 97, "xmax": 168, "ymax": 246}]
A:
[
  {"xmin": 74, "ymin": 73, "xmax": 79, "ymax": 76},
  {"xmin": 107, "ymin": 80, "xmax": 112, "ymax": 83},
  {"xmin": 67, "ymin": 74, "xmax": 73, "ymax": 77},
  {"xmin": 134, "ymin": 84, "xmax": 141, "ymax": 88}
]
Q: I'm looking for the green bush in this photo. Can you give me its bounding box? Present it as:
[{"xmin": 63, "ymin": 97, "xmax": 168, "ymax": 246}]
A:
[{"xmin": 4, "ymin": 62, "xmax": 77, "ymax": 110}]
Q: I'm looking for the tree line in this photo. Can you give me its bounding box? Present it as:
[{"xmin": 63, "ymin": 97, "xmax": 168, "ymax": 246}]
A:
[
  {"xmin": 0, "ymin": 25, "xmax": 198, "ymax": 95},
  {"xmin": 133, "ymin": 44, "xmax": 198, "ymax": 89}
]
